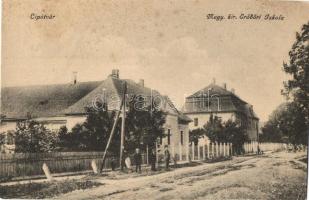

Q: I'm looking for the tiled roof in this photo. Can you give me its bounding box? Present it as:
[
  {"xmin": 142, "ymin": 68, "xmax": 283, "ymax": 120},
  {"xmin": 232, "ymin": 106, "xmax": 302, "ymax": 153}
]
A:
[
  {"xmin": 1, "ymin": 76, "xmax": 191, "ymax": 122},
  {"xmin": 1, "ymin": 81, "xmax": 101, "ymax": 119},
  {"xmin": 184, "ymin": 83, "xmax": 259, "ymax": 120}
]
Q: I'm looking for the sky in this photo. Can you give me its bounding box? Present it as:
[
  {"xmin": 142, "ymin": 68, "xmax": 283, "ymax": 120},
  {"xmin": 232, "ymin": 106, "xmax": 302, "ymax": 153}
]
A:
[{"xmin": 2, "ymin": 0, "xmax": 309, "ymax": 122}]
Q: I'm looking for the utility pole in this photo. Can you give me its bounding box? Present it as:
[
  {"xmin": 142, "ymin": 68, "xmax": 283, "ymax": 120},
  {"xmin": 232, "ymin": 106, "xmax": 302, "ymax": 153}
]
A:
[
  {"xmin": 100, "ymin": 82, "xmax": 126, "ymax": 173},
  {"xmin": 120, "ymin": 82, "xmax": 127, "ymax": 169}
]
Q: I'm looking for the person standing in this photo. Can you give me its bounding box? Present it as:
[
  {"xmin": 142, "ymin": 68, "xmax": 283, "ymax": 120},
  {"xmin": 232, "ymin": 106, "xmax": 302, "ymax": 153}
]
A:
[
  {"xmin": 133, "ymin": 148, "xmax": 142, "ymax": 173},
  {"xmin": 150, "ymin": 148, "xmax": 157, "ymax": 171},
  {"xmin": 164, "ymin": 145, "xmax": 170, "ymax": 170},
  {"xmin": 111, "ymin": 155, "xmax": 116, "ymax": 171}
]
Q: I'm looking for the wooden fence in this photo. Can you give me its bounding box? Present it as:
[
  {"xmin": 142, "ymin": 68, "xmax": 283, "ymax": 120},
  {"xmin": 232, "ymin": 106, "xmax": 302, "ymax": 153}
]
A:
[
  {"xmin": 0, "ymin": 151, "xmax": 146, "ymax": 179},
  {"xmin": 242, "ymin": 142, "xmax": 288, "ymax": 154},
  {"xmin": 2, "ymin": 142, "xmax": 291, "ymax": 180},
  {"xmin": 157, "ymin": 142, "xmax": 233, "ymax": 163}
]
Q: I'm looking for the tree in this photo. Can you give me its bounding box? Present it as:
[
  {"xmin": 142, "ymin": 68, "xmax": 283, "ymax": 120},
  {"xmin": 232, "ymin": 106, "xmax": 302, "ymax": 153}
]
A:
[
  {"xmin": 260, "ymin": 102, "xmax": 307, "ymax": 145},
  {"xmin": 124, "ymin": 98, "xmax": 166, "ymax": 153},
  {"xmin": 203, "ymin": 114, "xmax": 224, "ymax": 142},
  {"xmin": 189, "ymin": 128, "xmax": 205, "ymax": 145},
  {"xmin": 203, "ymin": 114, "xmax": 248, "ymax": 154},
  {"xmin": 0, "ymin": 133, "xmax": 5, "ymax": 146},
  {"xmin": 59, "ymin": 99, "xmax": 166, "ymax": 154},
  {"xmin": 282, "ymin": 21, "xmax": 309, "ymax": 126},
  {"xmin": 260, "ymin": 122, "xmax": 284, "ymax": 143},
  {"xmin": 222, "ymin": 120, "xmax": 248, "ymax": 154},
  {"xmin": 14, "ymin": 121, "xmax": 59, "ymax": 153},
  {"xmin": 58, "ymin": 106, "xmax": 119, "ymax": 152}
]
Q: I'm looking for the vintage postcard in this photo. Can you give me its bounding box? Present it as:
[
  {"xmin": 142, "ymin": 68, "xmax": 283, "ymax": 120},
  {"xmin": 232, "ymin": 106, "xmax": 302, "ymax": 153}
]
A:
[{"xmin": 0, "ymin": 0, "xmax": 308, "ymax": 199}]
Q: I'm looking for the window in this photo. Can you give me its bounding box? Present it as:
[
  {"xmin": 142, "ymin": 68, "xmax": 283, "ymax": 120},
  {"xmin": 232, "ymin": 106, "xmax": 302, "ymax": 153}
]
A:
[
  {"xmin": 167, "ymin": 129, "xmax": 171, "ymax": 145},
  {"xmin": 194, "ymin": 118, "xmax": 198, "ymax": 126},
  {"xmin": 6, "ymin": 132, "xmax": 14, "ymax": 145},
  {"xmin": 180, "ymin": 131, "xmax": 184, "ymax": 145}
]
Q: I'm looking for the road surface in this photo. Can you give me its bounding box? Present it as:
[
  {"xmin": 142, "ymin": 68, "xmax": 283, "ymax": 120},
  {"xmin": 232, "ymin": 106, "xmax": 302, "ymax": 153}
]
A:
[{"xmin": 59, "ymin": 151, "xmax": 307, "ymax": 200}]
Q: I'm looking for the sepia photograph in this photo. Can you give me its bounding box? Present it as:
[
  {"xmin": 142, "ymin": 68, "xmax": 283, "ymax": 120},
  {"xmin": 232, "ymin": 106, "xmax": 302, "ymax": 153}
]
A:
[{"xmin": 0, "ymin": 0, "xmax": 308, "ymax": 199}]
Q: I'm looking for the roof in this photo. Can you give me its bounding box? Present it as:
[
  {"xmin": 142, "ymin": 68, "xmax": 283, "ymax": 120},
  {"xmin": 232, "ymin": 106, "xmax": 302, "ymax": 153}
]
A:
[
  {"xmin": 1, "ymin": 76, "xmax": 191, "ymax": 122},
  {"xmin": 188, "ymin": 83, "xmax": 233, "ymax": 98},
  {"xmin": 183, "ymin": 83, "xmax": 259, "ymax": 120},
  {"xmin": 1, "ymin": 81, "xmax": 101, "ymax": 119}
]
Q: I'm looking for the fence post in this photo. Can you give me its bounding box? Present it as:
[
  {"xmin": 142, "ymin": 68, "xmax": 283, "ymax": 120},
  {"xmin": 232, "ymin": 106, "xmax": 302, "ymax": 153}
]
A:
[
  {"xmin": 207, "ymin": 143, "xmax": 209, "ymax": 159},
  {"xmin": 214, "ymin": 142, "xmax": 217, "ymax": 158},
  {"xmin": 197, "ymin": 144, "xmax": 200, "ymax": 160},
  {"xmin": 203, "ymin": 144, "xmax": 205, "ymax": 160},
  {"xmin": 91, "ymin": 159, "xmax": 99, "ymax": 174},
  {"xmin": 212, "ymin": 143, "xmax": 214, "ymax": 158},
  {"xmin": 179, "ymin": 143, "xmax": 182, "ymax": 161},
  {"xmin": 227, "ymin": 142, "xmax": 230, "ymax": 157},
  {"xmin": 42, "ymin": 163, "xmax": 53, "ymax": 181},
  {"xmin": 156, "ymin": 142, "xmax": 159, "ymax": 164},
  {"xmin": 192, "ymin": 142, "xmax": 195, "ymax": 161},
  {"xmin": 186, "ymin": 143, "xmax": 189, "ymax": 161},
  {"xmin": 221, "ymin": 143, "xmax": 223, "ymax": 157}
]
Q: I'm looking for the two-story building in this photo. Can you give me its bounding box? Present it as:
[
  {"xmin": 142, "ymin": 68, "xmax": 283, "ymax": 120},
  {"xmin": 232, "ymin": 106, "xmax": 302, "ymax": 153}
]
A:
[{"xmin": 183, "ymin": 81, "xmax": 259, "ymax": 143}]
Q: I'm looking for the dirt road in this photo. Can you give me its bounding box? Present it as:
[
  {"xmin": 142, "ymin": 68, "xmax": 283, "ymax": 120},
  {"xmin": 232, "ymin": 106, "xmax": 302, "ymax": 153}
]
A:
[{"xmin": 59, "ymin": 151, "xmax": 307, "ymax": 200}]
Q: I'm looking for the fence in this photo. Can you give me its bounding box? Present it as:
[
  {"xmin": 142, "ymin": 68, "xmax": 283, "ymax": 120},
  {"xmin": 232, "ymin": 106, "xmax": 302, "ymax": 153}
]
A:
[
  {"xmin": 1, "ymin": 142, "xmax": 291, "ymax": 180},
  {"xmin": 0, "ymin": 151, "xmax": 147, "ymax": 179},
  {"xmin": 243, "ymin": 142, "xmax": 288, "ymax": 154},
  {"xmin": 156, "ymin": 142, "xmax": 232, "ymax": 163}
]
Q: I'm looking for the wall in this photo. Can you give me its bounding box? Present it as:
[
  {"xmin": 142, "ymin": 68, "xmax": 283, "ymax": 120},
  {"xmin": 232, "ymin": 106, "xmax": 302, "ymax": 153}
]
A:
[
  {"xmin": 186, "ymin": 112, "xmax": 235, "ymax": 130},
  {"xmin": 0, "ymin": 122, "xmax": 17, "ymax": 133},
  {"xmin": 158, "ymin": 114, "xmax": 190, "ymax": 158},
  {"xmin": 0, "ymin": 115, "xmax": 87, "ymax": 134}
]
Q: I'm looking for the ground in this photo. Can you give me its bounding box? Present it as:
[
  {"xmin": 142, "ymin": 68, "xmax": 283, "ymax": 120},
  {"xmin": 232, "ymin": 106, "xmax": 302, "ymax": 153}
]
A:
[
  {"xmin": 0, "ymin": 151, "xmax": 307, "ymax": 199},
  {"xmin": 59, "ymin": 151, "xmax": 307, "ymax": 200}
]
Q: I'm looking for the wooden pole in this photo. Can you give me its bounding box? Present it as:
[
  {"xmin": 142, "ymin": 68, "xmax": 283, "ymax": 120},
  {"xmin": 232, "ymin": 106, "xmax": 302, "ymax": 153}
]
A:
[
  {"xmin": 100, "ymin": 108, "xmax": 122, "ymax": 172},
  {"xmin": 100, "ymin": 83, "xmax": 126, "ymax": 173},
  {"xmin": 120, "ymin": 82, "xmax": 127, "ymax": 168}
]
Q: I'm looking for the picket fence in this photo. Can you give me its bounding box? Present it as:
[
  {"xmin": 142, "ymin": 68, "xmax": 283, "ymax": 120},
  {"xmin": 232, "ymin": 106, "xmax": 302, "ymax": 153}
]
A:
[
  {"xmin": 242, "ymin": 142, "xmax": 287, "ymax": 154},
  {"xmin": 157, "ymin": 142, "xmax": 233, "ymax": 163}
]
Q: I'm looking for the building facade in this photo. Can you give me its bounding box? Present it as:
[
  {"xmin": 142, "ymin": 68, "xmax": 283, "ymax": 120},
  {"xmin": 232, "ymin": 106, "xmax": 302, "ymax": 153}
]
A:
[
  {"xmin": 1, "ymin": 70, "xmax": 191, "ymax": 154},
  {"xmin": 183, "ymin": 81, "xmax": 259, "ymax": 142}
]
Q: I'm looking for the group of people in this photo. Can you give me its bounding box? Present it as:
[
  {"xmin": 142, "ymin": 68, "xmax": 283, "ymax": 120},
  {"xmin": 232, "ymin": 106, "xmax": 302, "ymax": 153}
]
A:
[{"xmin": 114, "ymin": 146, "xmax": 171, "ymax": 173}]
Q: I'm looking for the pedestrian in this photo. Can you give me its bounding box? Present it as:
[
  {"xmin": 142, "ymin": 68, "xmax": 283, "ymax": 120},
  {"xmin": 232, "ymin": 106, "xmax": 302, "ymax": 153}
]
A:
[
  {"xmin": 164, "ymin": 145, "xmax": 170, "ymax": 170},
  {"xmin": 111, "ymin": 155, "xmax": 116, "ymax": 171},
  {"xmin": 134, "ymin": 148, "xmax": 142, "ymax": 173},
  {"xmin": 150, "ymin": 148, "xmax": 156, "ymax": 171}
]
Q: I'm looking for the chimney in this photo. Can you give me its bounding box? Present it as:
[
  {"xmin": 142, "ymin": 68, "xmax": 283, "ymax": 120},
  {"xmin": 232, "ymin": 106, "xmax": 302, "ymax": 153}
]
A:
[
  {"xmin": 139, "ymin": 79, "xmax": 144, "ymax": 87},
  {"xmin": 223, "ymin": 83, "xmax": 227, "ymax": 90},
  {"xmin": 72, "ymin": 71, "xmax": 77, "ymax": 84},
  {"xmin": 231, "ymin": 88, "xmax": 235, "ymax": 94},
  {"xmin": 111, "ymin": 69, "xmax": 119, "ymax": 79},
  {"xmin": 212, "ymin": 78, "xmax": 216, "ymax": 84}
]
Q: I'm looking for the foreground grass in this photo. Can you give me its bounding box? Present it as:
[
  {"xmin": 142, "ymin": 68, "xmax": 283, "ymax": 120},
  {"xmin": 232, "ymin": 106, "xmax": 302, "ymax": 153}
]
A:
[{"xmin": 0, "ymin": 179, "xmax": 102, "ymax": 199}]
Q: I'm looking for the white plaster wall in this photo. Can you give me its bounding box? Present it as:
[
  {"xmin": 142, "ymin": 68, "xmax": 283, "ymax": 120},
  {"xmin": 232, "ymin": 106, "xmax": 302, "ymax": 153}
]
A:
[
  {"xmin": 0, "ymin": 122, "xmax": 17, "ymax": 133},
  {"xmin": 65, "ymin": 116, "xmax": 87, "ymax": 131},
  {"xmin": 0, "ymin": 115, "xmax": 87, "ymax": 134},
  {"xmin": 186, "ymin": 112, "xmax": 235, "ymax": 130}
]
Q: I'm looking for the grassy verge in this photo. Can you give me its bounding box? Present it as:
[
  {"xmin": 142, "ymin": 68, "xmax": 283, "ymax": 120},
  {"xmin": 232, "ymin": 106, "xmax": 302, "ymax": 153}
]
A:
[{"xmin": 0, "ymin": 179, "xmax": 102, "ymax": 199}]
